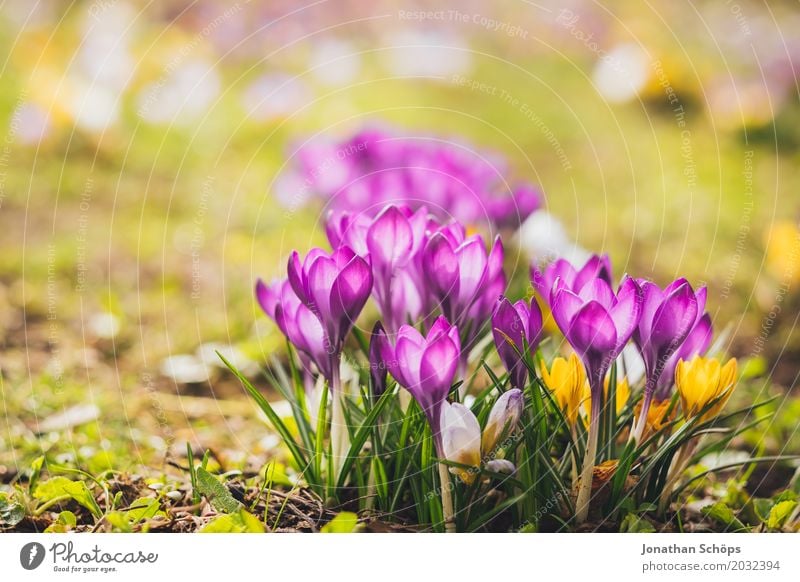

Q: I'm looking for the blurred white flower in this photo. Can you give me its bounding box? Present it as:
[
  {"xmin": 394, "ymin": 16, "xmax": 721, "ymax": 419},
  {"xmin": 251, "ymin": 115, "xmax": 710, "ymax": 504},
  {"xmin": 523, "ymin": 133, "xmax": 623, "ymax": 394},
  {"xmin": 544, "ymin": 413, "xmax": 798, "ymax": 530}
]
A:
[
  {"xmin": 160, "ymin": 354, "xmax": 210, "ymax": 384},
  {"xmin": 592, "ymin": 43, "xmax": 649, "ymax": 104},
  {"xmin": 241, "ymin": 73, "xmax": 312, "ymax": 121},
  {"xmin": 88, "ymin": 312, "xmax": 120, "ymax": 339},
  {"xmin": 383, "ymin": 29, "xmax": 471, "ymax": 78},
  {"xmin": 309, "ymin": 38, "xmax": 362, "ymax": 86}
]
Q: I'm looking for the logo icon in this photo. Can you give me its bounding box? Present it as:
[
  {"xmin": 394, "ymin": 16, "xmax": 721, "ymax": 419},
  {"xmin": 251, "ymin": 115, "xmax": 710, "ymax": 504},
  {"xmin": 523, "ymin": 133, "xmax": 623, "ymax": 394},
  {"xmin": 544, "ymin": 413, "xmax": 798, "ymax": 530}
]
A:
[{"xmin": 20, "ymin": 542, "xmax": 46, "ymax": 570}]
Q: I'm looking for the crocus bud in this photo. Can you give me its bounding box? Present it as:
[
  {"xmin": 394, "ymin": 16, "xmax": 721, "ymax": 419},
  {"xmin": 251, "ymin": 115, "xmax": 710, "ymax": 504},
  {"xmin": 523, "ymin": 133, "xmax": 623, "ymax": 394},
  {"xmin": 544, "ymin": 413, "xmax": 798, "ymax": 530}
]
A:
[
  {"xmin": 676, "ymin": 356, "xmax": 737, "ymax": 422},
  {"xmin": 540, "ymin": 353, "xmax": 586, "ymax": 427},
  {"xmin": 440, "ymin": 402, "xmax": 481, "ymax": 484},
  {"xmin": 481, "ymin": 388, "xmax": 524, "ymax": 455},
  {"xmin": 369, "ymin": 321, "xmax": 388, "ymax": 398},
  {"xmin": 485, "ymin": 459, "xmax": 516, "ymax": 475},
  {"xmin": 491, "ymin": 297, "xmax": 543, "ymax": 390}
]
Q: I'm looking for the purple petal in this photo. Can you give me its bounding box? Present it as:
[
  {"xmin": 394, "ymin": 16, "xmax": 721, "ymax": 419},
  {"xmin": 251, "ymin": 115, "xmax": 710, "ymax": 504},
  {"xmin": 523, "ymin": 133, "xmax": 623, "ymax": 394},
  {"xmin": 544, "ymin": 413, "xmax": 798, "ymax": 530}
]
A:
[
  {"xmin": 423, "ymin": 233, "xmax": 459, "ymax": 297},
  {"xmin": 550, "ymin": 283, "xmax": 585, "ymax": 333},
  {"xmin": 650, "ymin": 281, "xmax": 699, "ymax": 353},
  {"xmin": 567, "ymin": 301, "xmax": 618, "ymax": 356},
  {"xmin": 255, "ymin": 278, "xmax": 279, "ymax": 320},
  {"xmin": 609, "ymin": 277, "xmax": 643, "ymax": 351},
  {"xmin": 367, "ymin": 205, "xmax": 413, "ymax": 271},
  {"xmin": 455, "ymin": 237, "xmax": 489, "ymax": 307},
  {"xmin": 287, "ymin": 251, "xmax": 307, "ymax": 303},
  {"xmin": 328, "ymin": 255, "xmax": 374, "ymax": 344}
]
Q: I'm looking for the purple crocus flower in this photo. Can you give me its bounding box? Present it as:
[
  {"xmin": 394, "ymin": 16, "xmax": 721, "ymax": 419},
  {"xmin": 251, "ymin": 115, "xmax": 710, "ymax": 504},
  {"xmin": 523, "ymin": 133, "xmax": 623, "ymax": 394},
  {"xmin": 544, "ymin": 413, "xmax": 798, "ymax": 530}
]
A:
[
  {"xmin": 532, "ymin": 254, "xmax": 613, "ymax": 307},
  {"xmin": 255, "ymin": 278, "xmax": 333, "ymax": 380},
  {"xmin": 551, "ymin": 276, "xmax": 643, "ymax": 392},
  {"xmin": 491, "ymin": 296, "xmax": 543, "ymax": 390},
  {"xmin": 423, "ymin": 231, "xmax": 505, "ymax": 334},
  {"xmin": 326, "ymin": 205, "xmax": 434, "ymax": 332},
  {"xmin": 655, "ymin": 312, "xmax": 712, "ymax": 399},
  {"xmin": 551, "ymin": 273, "xmax": 643, "ymax": 523},
  {"xmin": 287, "ymin": 246, "xmax": 373, "ymax": 358},
  {"xmin": 378, "ymin": 316, "xmax": 461, "ymax": 448},
  {"xmin": 287, "ymin": 126, "xmax": 541, "ymax": 231},
  {"xmin": 632, "ymin": 279, "xmax": 703, "ymax": 440}
]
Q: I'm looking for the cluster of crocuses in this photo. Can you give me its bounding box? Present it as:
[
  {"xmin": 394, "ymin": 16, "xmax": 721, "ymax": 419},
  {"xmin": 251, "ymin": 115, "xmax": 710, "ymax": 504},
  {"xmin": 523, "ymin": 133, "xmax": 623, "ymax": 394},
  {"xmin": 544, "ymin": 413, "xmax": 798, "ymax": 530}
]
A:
[
  {"xmin": 284, "ymin": 127, "xmax": 541, "ymax": 230},
  {"xmin": 256, "ymin": 203, "xmax": 733, "ymax": 529}
]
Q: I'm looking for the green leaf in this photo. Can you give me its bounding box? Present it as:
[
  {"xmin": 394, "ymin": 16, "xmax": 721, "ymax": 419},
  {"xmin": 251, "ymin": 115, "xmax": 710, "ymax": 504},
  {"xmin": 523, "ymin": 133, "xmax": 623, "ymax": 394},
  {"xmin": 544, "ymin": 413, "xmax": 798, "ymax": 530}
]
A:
[
  {"xmin": 767, "ymin": 500, "xmax": 797, "ymax": 530},
  {"xmin": 195, "ymin": 467, "xmax": 241, "ymax": 514},
  {"xmin": 44, "ymin": 511, "xmax": 77, "ymax": 533},
  {"xmin": 218, "ymin": 352, "xmax": 312, "ymax": 480},
  {"xmin": 620, "ymin": 513, "xmax": 656, "ymax": 533},
  {"xmin": 0, "ymin": 492, "xmax": 25, "ymax": 527},
  {"xmin": 199, "ymin": 509, "xmax": 265, "ymax": 533},
  {"xmin": 702, "ymin": 502, "xmax": 747, "ymax": 531},
  {"xmin": 321, "ymin": 511, "xmax": 359, "ymax": 533},
  {"xmin": 34, "ymin": 476, "xmax": 102, "ymax": 518},
  {"xmin": 29, "ymin": 456, "xmax": 45, "ymax": 493}
]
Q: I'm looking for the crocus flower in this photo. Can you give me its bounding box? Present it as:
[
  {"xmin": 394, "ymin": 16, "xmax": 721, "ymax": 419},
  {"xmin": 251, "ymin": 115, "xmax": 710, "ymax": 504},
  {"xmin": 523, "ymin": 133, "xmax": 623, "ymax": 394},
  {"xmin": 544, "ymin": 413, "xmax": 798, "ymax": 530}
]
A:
[
  {"xmin": 255, "ymin": 278, "xmax": 333, "ymax": 380},
  {"xmin": 287, "ymin": 246, "xmax": 373, "ymax": 358},
  {"xmin": 440, "ymin": 401, "xmax": 481, "ymax": 484},
  {"xmin": 550, "ymin": 274, "xmax": 643, "ymax": 523},
  {"xmin": 551, "ymin": 276, "xmax": 643, "ymax": 395},
  {"xmin": 423, "ymin": 230, "xmax": 505, "ymax": 337},
  {"xmin": 656, "ymin": 313, "xmax": 713, "ymax": 400},
  {"xmin": 632, "ymin": 398, "xmax": 674, "ymax": 441},
  {"xmin": 379, "ymin": 316, "xmax": 461, "ymax": 443},
  {"xmin": 632, "ymin": 279, "xmax": 702, "ymax": 441},
  {"xmin": 676, "ymin": 356, "xmax": 738, "ymax": 422},
  {"xmin": 491, "ymin": 297, "xmax": 543, "ymax": 390},
  {"xmin": 289, "ymin": 127, "xmax": 541, "ymax": 231},
  {"xmin": 531, "ymin": 254, "xmax": 613, "ymax": 308},
  {"xmin": 327, "ymin": 205, "xmax": 433, "ymax": 331},
  {"xmin": 540, "ymin": 353, "xmax": 586, "ymax": 427},
  {"xmin": 481, "ymin": 388, "xmax": 524, "ymax": 456}
]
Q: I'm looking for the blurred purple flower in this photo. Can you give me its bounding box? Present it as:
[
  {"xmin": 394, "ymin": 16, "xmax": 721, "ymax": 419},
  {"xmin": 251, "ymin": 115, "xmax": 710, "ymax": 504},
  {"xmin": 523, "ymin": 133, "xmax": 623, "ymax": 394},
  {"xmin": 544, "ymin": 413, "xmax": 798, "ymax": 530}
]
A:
[
  {"xmin": 286, "ymin": 127, "xmax": 541, "ymax": 230},
  {"xmin": 491, "ymin": 297, "xmax": 543, "ymax": 390}
]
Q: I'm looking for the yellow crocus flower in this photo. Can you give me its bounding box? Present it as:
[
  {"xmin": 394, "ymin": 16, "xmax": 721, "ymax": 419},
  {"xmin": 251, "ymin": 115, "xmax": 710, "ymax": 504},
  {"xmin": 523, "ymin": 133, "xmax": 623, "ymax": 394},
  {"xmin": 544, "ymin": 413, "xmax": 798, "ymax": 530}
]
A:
[
  {"xmin": 633, "ymin": 398, "xmax": 675, "ymax": 440},
  {"xmin": 676, "ymin": 356, "xmax": 738, "ymax": 422},
  {"xmin": 540, "ymin": 353, "xmax": 585, "ymax": 426}
]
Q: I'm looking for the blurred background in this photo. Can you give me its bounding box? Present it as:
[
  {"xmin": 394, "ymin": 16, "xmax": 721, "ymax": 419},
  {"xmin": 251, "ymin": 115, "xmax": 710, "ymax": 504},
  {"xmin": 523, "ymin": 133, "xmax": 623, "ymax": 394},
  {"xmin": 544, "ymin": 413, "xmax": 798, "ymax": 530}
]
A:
[{"xmin": 0, "ymin": 0, "xmax": 798, "ymax": 483}]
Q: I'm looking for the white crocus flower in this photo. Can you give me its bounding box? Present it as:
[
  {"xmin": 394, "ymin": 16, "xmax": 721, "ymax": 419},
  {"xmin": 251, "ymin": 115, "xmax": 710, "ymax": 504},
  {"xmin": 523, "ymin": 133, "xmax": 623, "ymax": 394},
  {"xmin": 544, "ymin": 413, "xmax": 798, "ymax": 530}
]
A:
[{"xmin": 440, "ymin": 402, "xmax": 481, "ymax": 484}]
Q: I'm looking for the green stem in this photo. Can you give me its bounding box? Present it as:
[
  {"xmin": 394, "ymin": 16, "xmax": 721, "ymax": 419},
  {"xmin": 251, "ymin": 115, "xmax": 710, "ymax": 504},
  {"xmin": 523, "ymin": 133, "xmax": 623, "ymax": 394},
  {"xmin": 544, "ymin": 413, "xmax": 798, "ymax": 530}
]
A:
[
  {"xmin": 438, "ymin": 462, "xmax": 456, "ymax": 533},
  {"xmin": 576, "ymin": 388, "xmax": 601, "ymax": 524},
  {"xmin": 330, "ymin": 357, "xmax": 347, "ymax": 483},
  {"xmin": 658, "ymin": 437, "xmax": 698, "ymax": 515}
]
